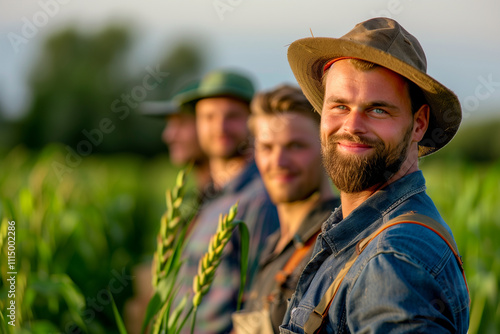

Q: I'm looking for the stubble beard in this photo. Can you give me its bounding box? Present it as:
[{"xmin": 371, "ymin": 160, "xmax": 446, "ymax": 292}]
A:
[
  {"xmin": 321, "ymin": 126, "xmax": 413, "ymax": 194},
  {"xmin": 206, "ymin": 135, "xmax": 252, "ymax": 161}
]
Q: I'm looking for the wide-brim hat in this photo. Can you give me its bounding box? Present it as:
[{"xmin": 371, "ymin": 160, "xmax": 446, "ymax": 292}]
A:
[
  {"xmin": 182, "ymin": 69, "xmax": 255, "ymax": 105},
  {"xmin": 139, "ymin": 80, "xmax": 199, "ymax": 118},
  {"xmin": 287, "ymin": 17, "xmax": 461, "ymax": 157}
]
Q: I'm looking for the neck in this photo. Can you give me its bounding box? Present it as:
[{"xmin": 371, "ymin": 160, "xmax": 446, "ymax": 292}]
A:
[
  {"xmin": 275, "ymin": 177, "xmax": 335, "ymax": 254},
  {"xmin": 194, "ymin": 161, "xmax": 211, "ymax": 193},
  {"xmin": 209, "ymin": 154, "xmax": 252, "ymax": 189},
  {"xmin": 340, "ymin": 187, "xmax": 381, "ymax": 219},
  {"xmin": 340, "ymin": 153, "xmax": 419, "ymax": 218}
]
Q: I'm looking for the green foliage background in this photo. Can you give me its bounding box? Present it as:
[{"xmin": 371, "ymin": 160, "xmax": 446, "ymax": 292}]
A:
[
  {"xmin": 0, "ymin": 143, "xmax": 499, "ymax": 333},
  {"xmin": 0, "ymin": 144, "xmax": 184, "ymax": 333}
]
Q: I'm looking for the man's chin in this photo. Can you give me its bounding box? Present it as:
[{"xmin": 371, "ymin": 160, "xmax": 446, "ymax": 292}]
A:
[
  {"xmin": 335, "ymin": 148, "xmax": 376, "ymax": 161},
  {"xmin": 211, "ymin": 149, "xmax": 243, "ymax": 160},
  {"xmin": 270, "ymin": 194, "xmax": 299, "ymax": 205},
  {"xmin": 337, "ymin": 145, "xmax": 375, "ymax": 157}
]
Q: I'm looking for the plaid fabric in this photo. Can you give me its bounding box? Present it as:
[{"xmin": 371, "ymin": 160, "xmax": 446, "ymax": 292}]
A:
[{"xmin": 176, "ymin": 161, "xmax": 279, "ymax": 334}]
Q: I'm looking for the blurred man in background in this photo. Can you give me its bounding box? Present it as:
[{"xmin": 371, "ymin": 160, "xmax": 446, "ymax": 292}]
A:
[
  {"xmin": 124, "ymin": 80, "xmax": 210, "ymax": 334},
  {"xmin": 232, "ymin": 84, "xmax": 339, "ymax": 333},
  {"xmin": 141, "ymin": 80, "xmax": 210, "ymax": 193},
  {"xmin": 175, "ymin": 69, "xmax": 279, "ymax": 333}
]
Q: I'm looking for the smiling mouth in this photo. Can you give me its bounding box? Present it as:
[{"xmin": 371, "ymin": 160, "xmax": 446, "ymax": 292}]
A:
[
  {"xmin": 337, "ymin": 141, "xmax": 373, "ymax": 153},
  {"xmin": 215, "ymin": 135, "xmax": 233, "ymax": 143},
  {"xmin": 270, "ymin": 173, "xmax": 297, "ymax": 182}
]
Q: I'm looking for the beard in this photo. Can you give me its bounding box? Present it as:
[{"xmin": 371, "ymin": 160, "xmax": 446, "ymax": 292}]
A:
[{"xmin": 321, "ymin": 125, "xmax": 413, "ymax": 193}]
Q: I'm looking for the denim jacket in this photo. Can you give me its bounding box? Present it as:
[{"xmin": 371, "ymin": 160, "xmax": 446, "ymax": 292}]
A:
[{"xmin": 280, "ymin": 171, "xmax": 469, "ymax": 333}]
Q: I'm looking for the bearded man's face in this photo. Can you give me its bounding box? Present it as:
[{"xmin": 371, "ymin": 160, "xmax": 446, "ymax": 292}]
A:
[{"xmin": 320, "ymin": 60, "xmax": 417, "ymax": 193}]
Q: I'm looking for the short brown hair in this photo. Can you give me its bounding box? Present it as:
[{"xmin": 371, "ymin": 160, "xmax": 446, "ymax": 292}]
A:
[{"xmin": 249, "ymin": 84, "xmax": 319, "ymax": 133}]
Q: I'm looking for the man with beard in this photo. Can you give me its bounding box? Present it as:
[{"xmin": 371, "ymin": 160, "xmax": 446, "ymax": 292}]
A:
[
  {"xmin": 175, "ymin": 69, "xmax": 279, "ymax": 334},
  {"xmin": 280, "ymin": 18, "xmax": 469, "ymax": 333},
  {"xmin": 232, "ymin": 85, "xmax": 339, "ymax": 334}
]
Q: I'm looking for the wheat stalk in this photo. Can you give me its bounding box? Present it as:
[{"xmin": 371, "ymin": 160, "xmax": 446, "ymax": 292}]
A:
[
  {"xmin": 152, "ymin": 169, "xmax": 186, "ymax": 287},
  {"xmin": 192, "ymin": 203, "xmax": 238, "ymax": 309}
]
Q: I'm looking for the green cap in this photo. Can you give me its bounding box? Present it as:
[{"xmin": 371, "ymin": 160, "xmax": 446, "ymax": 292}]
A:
[
  {"xmin": 183, "ymin": 69, "xmax": 255, "ymax": 104},
  {"xmin": 140, "ymin": 80, "xmax": 200, "ymax": 118}
]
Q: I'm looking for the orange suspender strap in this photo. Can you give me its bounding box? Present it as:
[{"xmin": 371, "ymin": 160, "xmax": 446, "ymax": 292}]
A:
[
  {"xmin": 275, "ymin": 230, "xmax": 321, "ymax": 285},
  {"xmin": 303, "ymin": 213, "xmax": 470, "ymax": 334}
]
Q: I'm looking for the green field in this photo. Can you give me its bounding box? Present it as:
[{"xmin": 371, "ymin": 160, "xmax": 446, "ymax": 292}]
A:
[{"xmin": 0, "ymin": 144, "xmax": 499, "ymax": 333}]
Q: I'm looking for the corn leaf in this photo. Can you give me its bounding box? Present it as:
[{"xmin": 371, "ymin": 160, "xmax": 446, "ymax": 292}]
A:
[
  {"xmin": 109, "ymin": 290, "xmax": 128, "ymax": 334},
  {"xmin": 233, "ymin": 220, "xmax": 249, "ymax": 310}
]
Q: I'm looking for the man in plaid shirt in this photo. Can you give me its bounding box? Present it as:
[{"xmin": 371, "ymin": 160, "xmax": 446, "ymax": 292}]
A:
[{"xmin": 175, "ymin": 69, "xmax": 279, "ymax": 333}]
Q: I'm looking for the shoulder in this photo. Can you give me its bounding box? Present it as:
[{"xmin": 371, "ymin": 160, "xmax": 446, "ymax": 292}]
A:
[
  {"xmin": 347, "ymin": 217, "xmax": 469, "ymax": 315},
  {"xmin": 235, "ymin": 174, "xmax": 276, "ymax": 216},
  {"xmin": 371, "ymin": 220, "xmax": 453, "ymax": 274},
  {"xmin": 352, "ymin": 203, "xmax": 465, "ymax": 283}
]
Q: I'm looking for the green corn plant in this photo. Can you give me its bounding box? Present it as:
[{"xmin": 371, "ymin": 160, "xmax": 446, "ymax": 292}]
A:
[
  {"xmin": 422, "ymin": 159, "xmax": 500, "ymax": 334},
  {"xmin": 0, "ymin": 146, "xmax": 87, "ymax": 333}
]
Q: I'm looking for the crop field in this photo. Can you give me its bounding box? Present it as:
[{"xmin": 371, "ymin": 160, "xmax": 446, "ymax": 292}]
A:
[{"xmin": 0, "ymin": 144, "xmax": 499, "ymax": 333}]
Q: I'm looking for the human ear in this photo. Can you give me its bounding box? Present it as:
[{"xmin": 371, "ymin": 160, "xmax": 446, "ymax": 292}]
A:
[{"xmin": 412, "ymin": 104, "xmax": 430, "ymax": 142}]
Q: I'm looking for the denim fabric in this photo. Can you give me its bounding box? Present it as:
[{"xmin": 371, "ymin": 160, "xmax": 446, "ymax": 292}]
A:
[{"xmin": 280, "ymin": 171, "xmax": 469, "ymax": 333}]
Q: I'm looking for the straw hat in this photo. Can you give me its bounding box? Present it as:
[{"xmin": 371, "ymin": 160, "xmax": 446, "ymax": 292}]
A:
[{"xmin": 287, "ymin": 17, "xmax": 461, "ymax": 156}]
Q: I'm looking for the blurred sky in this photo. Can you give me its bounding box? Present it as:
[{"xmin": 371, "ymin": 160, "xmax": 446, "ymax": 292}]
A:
[{"xmin": 1, "ymin": 0, "xmax": 499, "ymax": 123}]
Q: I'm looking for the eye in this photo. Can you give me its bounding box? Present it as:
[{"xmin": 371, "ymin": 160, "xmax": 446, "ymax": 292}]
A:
[
  {"xmin": 256, "ymin": 143, "xmax": 272, "ymax": 152},
  {"xmin": 370, "ymin": 108, "xmax": 389, "ymax": 118},
  {"xmin": 327, "ymin": 104, "xmax": 349, "ymax": 115},
  {"xmin": 289, "ymin": 142, "xmax": 306, "ymax": 150}
]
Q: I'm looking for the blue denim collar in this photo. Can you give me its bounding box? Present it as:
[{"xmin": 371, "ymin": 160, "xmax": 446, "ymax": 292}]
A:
[
  {"xmin": 321, "ymin": 171, "xmax": 427, "ymax": 256},
  {"xmin": 206, "ymin": 159, "xmax": 259, "ymax": 199},
  {"xmin": 223, "ymin": 159, "xmax": 259, "ymax": 194}
]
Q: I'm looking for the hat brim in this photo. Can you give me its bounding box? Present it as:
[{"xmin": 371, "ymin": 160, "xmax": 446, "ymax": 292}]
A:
[
  {"xmin": 288, "ymin": 37, "xmax": 461, "ymax": 157},
  {"xmin": 183, "ymin": 86, "xmax": 253, "ymax": 105},
  {"xmin": 139, "ymin": 101, "xmax": 182, "ymax": 118}
]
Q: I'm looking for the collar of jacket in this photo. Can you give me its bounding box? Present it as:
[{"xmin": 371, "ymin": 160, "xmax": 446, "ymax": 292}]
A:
[{"xmin": 320, "ymin": 171, "xmax": 427, "ymax": 257}]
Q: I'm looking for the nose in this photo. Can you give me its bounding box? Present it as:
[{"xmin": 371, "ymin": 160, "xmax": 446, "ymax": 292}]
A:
[
  {"xmin": 275, "ymin": 147, "xmax": 290, "ymax": 169},
  {"xmin": 342, "ymin": 110, "xmax": 367, "ymax": 135},
  {"xmin": 210, "ymin": 114, "xmax": 229, "ymax": 135},
  {"xmin": 221, "ymin": 117, "xmax": 231, "ymax": 134},
  {"xmin": 162, "ymin": 123, "xmax": 176, "ymax": 145}
]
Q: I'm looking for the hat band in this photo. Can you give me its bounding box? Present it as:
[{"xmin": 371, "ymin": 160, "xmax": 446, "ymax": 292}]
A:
[{"xmin": 323, "ymin": 57, "xmax": 359, "ymax": 73}]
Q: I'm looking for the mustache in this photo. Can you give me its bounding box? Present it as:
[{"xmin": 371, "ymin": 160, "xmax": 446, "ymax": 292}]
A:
[{"xmin": 323, "ymin": 133, "xmax": 382, "ymax": 147}]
